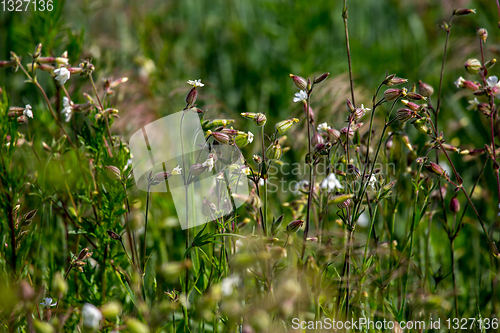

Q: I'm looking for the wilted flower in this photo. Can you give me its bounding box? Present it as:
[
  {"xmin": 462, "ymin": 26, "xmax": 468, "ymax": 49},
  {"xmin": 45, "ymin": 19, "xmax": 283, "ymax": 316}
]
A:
[
  {"xmin": 40, "ymin": 297, "xmax": 57, "ymax": 308},
  {"xmin": 320, "ymin": 173, "xmax": 343, "ymax": 192},
  {"xmin": 23, "ymin": 104, "xmax": 33, "ymax": 118},
  {"xmin": 317, "ymin": 122, "xmax": 331, "ymax": 132},
  {"xmin": 53, "ymin": 67, "xmax": 70, "ymax": 85},
  {"xmin": 187, "ymin": 79, "xmax": 204, "ymax": 87},
  {"xmin": 293, "ymin": 90, "xmax": 307, "ymax": 103},
  {"xmin": 202, "ymin": 156, "xmax": 215, "ymax": 172},
  {"xmin": 82, "ymin": 303, "xmax": 102, "ymax": 331},
  {"xmin": 454, "ymin": 76, "xmax": 465, "ymax": 88},
  {"xmin": 62, "ymin": 97, "xmax": 73, "ymax": 122}
]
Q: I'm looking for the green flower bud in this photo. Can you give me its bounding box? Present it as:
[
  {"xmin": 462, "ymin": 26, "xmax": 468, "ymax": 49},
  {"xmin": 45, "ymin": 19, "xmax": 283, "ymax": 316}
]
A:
[
  {"xmin": 105, "ymin": 166, "xmax": 121, "ymax": 181},
  {"xmin": 126, "ymin": 318, "xmax": 150, "ymax": 333},
  {"xmin": 253, "ymin": 113, "xmax": 267, "ymax": 126},
  {"xmin": 396, "ymin": 108, "xmax": 415, "ymax": 122},
  {"xmin": 234, "ymin": 131, "xmax": 254, "ymax": 147},
  {"xmin": 100, "ymin": 301, "xmax": 122, "ymax": 319},
  {"xmin": 34, "ymin": 320, "xmax": 55, "ymax": 333},
  {"xmin": 275, "ymin": 118, "xmax": 299, "ymax": 135},
  {"xmin": 464, "ymin": 58, "xmax": 482, "ymax": 75},
  {"xmin": 266, "ymin": 140, "xmax": 282, "ymax": 160},
  {"xmin": 285, "ymin": 220, "xmax": 304, "ymax": 233}
]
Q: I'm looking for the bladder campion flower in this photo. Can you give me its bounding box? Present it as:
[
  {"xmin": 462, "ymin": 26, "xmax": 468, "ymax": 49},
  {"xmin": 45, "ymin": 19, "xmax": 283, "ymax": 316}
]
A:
[{"xmin": 53, "ymin": 67, "xmax": 70, "ymax": 85}]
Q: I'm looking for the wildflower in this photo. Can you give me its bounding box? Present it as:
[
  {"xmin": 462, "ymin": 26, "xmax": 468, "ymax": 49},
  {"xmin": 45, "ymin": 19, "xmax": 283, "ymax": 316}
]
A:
[
  {"xmin": 317, "ymin": 122, "xmax": 331, "ymax": 132},
  {"xmin": 202, "ymin": 156, "xmax": 214, "ymax": 172},
  {"xmin": 486, "ymin": 76, "xmax": 500, "ymax": 98},
  {"xmin": 454, "ymin": 76, "xmax": 465, "ymax": 88},
  {"xmin": 23, "ymin": 104, "xmax": 33, "ymax": 118},
  {"xmin": 172, "ymin": 165, "xmax": 182, "ymax": 175},
  {"xmin": 320, "ymin": 173, "xmax": 343, "ymax": 192},
  {"xmin": 221, "ymin": 275, "xmax": 239, "ymax": 296},
  {"xmin": 353, "ymin": 104, "xmax": 370, "ymax": 120},
  {"xmin": 62, "ymin": 97, "xmax": 73, "ymax": 122},
  {"xmin": 53, "ymin": 67, "xmax": 70, "ymax": 85},
  {"xmin": 187, "ymin": 79, "xmax": 204, "ymax": 87},
  {"xmin": 241, "ymin": 167, "xmax": 251, "ymax": 176},
  {"xmin": 40, "ymin": 297, "xmax": 57, "ymax": 308},
  {"xmin": 293, "ymin": 90, "xmax": 307, "ymax": 103},
  {"xmin": 466, "ymin": 98, "xmax": 481, "ymax": 111},
  {"xmin": 82, "ymin": 303, "xmax": 102, "ymax": 331},
  {"xmin": 235, "ymin": 131, "xmax": 254, "ymax": 147}
]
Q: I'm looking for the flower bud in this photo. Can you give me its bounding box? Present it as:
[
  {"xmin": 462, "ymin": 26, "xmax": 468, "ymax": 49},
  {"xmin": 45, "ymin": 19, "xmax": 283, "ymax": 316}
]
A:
[
  {"xmin": 34, "ymin": 320, "xmax": 55, "ymax": 333},
  {"xmin": 337, "ymin": 196, "xmax": 353, "ymax": 210},
  {"xmin": 107, "ymin": 230, "xmax": 122, "ymax": 241},
  {"xmin": 353, "ymin": 107, "xmax": 365, "ymax": 120},
  {"xmin": 464, "ymin": 58, "xmax": 482, "ymax": 75},
  {"xmin": 406, "ymin": 92, "xmax": 426, "ymax": 101},
  {"xmin": 77, "ymin": 247, "xmax": 91, "ymax": 260},
  {"xmin": 346, "ymin": 164, "xmax": 361, "ymax": 181},
  {"xmin": 346, "ymin": 98, "xmax": 355, "ymax": 112},
  {"xmin": 275, "ymin": 118, "xmax": 299, "ymax": 135},
  {"xmin": 125, "ymin": 318, "xmax": 150, "ymax": 333},
  {"xmin": 418, "ymin": 80, "xmax": 434, "ymax": 97},
  {"xmin": 105, "ymin": 166, "xmax": 121, "ymax": 181},
  {"xmin": 303, "ymin": 103, "xmax": 314, "ymax": 124},
  {"xmin": 477, "ymin": 28, "xmax": 488, "ymax": 42},
  {"xmin": 314, "ymin": 72, "xmax": 330, "ymax": 84},
  {"xmin": 185, "ymin": 87, "xmax": 197, "ymax": 105},
  {"xmin": 325, "ymin": 128, "xmax": 341, "ymax": 143},
  {"xmin": 401, "ymin": 99, "xmax": 422, "ymax": 112},
  {"xmin": 253, "ymin": 113, "xmax": 267, "ymax": 126},
  {"xmin": 266, "ymin": 140, "xmax": 282, "ymax": 160},
  {"xmin": 289, "ymin": 74, "xmax": 307, "ymax": 90},
  {"xmin": 207, "ymin": 130, "xmax": 231, "ymax": 144},
  {"xmin": 425, "ymin": 162, "xmax": 447, "ymax": 177},
  {"xmin": 384, "ymin": 88, "xmax": 403, "ymax": 101},
  {"xmin": 285, "ymin": 220, "xmax": 304, "ymax": 233},
  {"xmin": 312, "ymin": 132, "xmax": 324, "ymax": 146},
  {"xmin": 413, "ymin": 118, "xmax": 430, "ymax": 134},
  {"xmin": 240, "ymin": 112, "xmax": 257, "ymax": 120},
  {"xmin": 235, "ymin": 131, "xmax": 254, "ymax": 147},
  {"xmin": 100, "ymin": 301, "xmax": 122, "ymax": 319},
  {"xmin": 253, "ymin": 154, "xmax": 263, "ymax": 164},
  {"xmin": 52, "ymin": 272, "xmax": 68, "ymax": 296},
  {"xmin": 385, "ymin": 76, "xmax": 408, "ymax": 86},
  {"xmin": 449, "ymin": 196, "xmax": 460, "ymax": 213},
  {"xmin": 340, "ymin": 127, "xmax": 354, "ymax": 141},
  {"xmin": 380, "ymin": 180, "xmax": 397, "ymax": 197},
  {"xmin": 454, "ymin": 8, "xmax": 476, "ymax": 16},
  {"xmin": 396, "ymin": 108, "xmax": 415, "ymax": 122},
  {"xmin": 486, "ymin": 58, "xmax": 497, "ymax": 70},
  {"xmin": 190, "ymin": 163, "xmax": 207, "ymax": 178},
  {"xmin": 33, "ymin": 43, "xmax": 42, "ymax": 61}
]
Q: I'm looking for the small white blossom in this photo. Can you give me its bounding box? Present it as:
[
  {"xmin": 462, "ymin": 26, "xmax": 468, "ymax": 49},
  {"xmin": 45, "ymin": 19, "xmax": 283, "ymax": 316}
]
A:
[
  {"xmin": 486, "ymin": 76, "xmax": 500, "ymax": 99},
  {"xmin": 40, "ymin": 297, "xmax": 57, "ymax": 308},
  {"xmin": 317, "ymin": 122, "xmax": 331, "ymax": 132},
  {"xmin": 23, "ymin": 104, "xmax": 33, "ymax": 118},
  {"xmin": 360, "ymin": 104, "xmax": 371, "ymax": 112},
  {"xmin": 171, "ymin": 165, "xmax": 182, "ymax": 175},
  {"xmin": 466, "ymin": 98, "xmax": 480, "ymax": 111},
  {"xmin": 293, "ymin": 90, "xmax": 307, "ymax": 103},
  {"xmin": 202, "ymin": 156, "xmax": 214, "ymax": 172},
  {"xmin": 187, "ymin": 79, "xmax": 204, "ymax": 87},
  {"xmin": 221, "ymin": 275, "xmax": 239, "ymax": 296},
  {"xmin": 62, "ymin": 96, "xmax": 73, "ymax": 123},
  {"xmin": 82, "ymin": 303, "xmax": 102, "ymax": 331},
  {"xmin": 241, "ymin": 167, "xmax": 251, "ymax": 175},
  {"xmin": 53, "ymin": 67, "xmax": 70, "ymax": 85},
  {"xmin": 247, "ymin": 131, "xmax": 254, "ymax": 143},
  {"xmin": 258, "ymin": 178, "xmax": 265, "ymax": 187},
  {"xmin": 368, "ymin": 174, "xmax": 377, "ymax": 190},
  {"xmin": 320, "ymin": 173, "xmax": 343, "ymax": 192},
  {"xmin": 454, "ymin": 76, "xmax": 465, "ymax": 89}
]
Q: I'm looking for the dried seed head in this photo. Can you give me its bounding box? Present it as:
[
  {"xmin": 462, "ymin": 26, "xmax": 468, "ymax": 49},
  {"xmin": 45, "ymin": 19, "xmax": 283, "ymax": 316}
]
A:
[
  {"xmin": 418, "ymin": 80, "xmax": 434, "ymax": 97},
  {"xmin": 285, "ymin": 220, "xmax": 304, "ymax": 233},
  {"xmin": 464, "ymin": 58, "xmax": 482, "ymax": 75},
  {"xmin": 449, "ymin": 196, "xmax": 460, "ymax": 213},
  {"xmin": 289, "ymin": 74, "xmax": 307, "ymax": 90},
  {"xmin": 477, "ymin": 28, "xmax": 488, "ymax": 42},
  {"xmin": 107, "ymin": 230, "xmax": 122, "ymax": 241},
  {"xmin": 253, "ymin": 113, "xmax": 267, "ymax": 126}
]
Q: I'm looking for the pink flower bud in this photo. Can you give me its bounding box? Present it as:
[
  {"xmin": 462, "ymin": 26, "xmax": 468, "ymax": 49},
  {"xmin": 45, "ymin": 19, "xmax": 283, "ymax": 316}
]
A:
[
  {"xmin": 449, "ymin": 197, "xmax": 460, "ymax": 213},
  {"xmin": 186, "ymin": 87, "xmax": 197, "ymax": 105},
  {"xmin": 289, "ymin": 74, "xmax": 307, "ymax": 90},
  {"xmin": 418, "ymin": 80, "xmax": 434, "ymax": 97}
]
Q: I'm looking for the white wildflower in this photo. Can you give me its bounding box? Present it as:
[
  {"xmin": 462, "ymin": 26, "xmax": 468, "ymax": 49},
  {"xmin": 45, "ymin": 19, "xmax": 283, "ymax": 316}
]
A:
[
  {"xmin": 53, "ymin": 67, "xmax": 70, "ymax": 85},
  {"xmin": 187, "ymin": 79, "xmax": 204, "ymax": 87},
  {"xmin": 368, "ymin": 174, "xmax": 377, "ymax": 190},
  {"xmin": 293, "ymin": 90, "xmax": 307, "ymax": 103},
  {"xmin": 40, "ymin": 297, "xmax": 57, "ymax": 308},
  {"xmin": 171, "ymin": 165, "xmax": 182, "ymax": 175},
  {"xmin": 320, "ymin": 173, "xmax": 343, "ymax": 192},
  {"xmin": 466, "ymin": 98, "xmax": 480, "ymax": 111},
  {"xmin": 241, "ymin": 167, "xmax": 251, "ymax": 175},
  {"xmin": 62, "ymin": 96, "xmax": 73, "ymax": 122},
  {"xmin": 360, "ymin": 104, "xmax": 371, "ymax": 112},
  {"xmin": 82, "ymin": 303, "xmax": 102, "ymax": 331},
  {"xmin": 247, "ymin": 131, "xmax": 254, "ymax": 143},
  {"xmin": 454, "ymin": 76, "xmax": 465, "ymax": 89},
  {"xmin": 23, "ymin": 104, "xmax": 33, "ymax": 118},
  {"xmin": 221, "ymin": 275, "xmax": 239, "ymax": 296},
  {"xmin": 486, "ymin": 75, "xmax": 500, "ymax": 99},
  {"xmin": 317, "ymin": 122, "xmax": 331, "ymax": 132}
]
